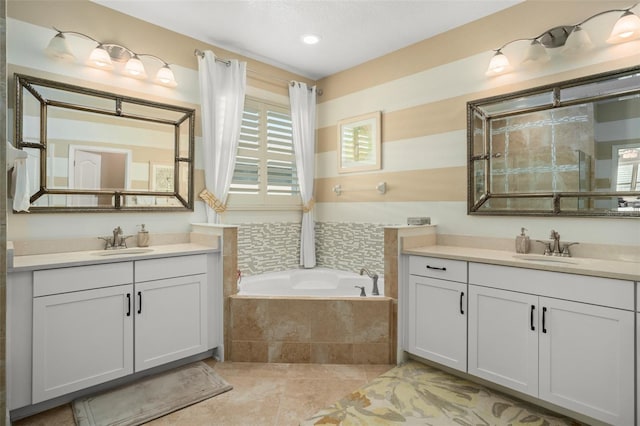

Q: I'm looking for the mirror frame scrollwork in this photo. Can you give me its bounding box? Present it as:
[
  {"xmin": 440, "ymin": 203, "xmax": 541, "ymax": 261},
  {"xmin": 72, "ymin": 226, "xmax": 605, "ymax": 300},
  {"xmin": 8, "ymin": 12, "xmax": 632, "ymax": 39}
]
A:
[
  {"xmin": 467, "ymin": 66, "xmax": 640, "ymax": 218},
  {"xmin": 14, "ymin": 74, "xmax": 195, "ymax": 212}
]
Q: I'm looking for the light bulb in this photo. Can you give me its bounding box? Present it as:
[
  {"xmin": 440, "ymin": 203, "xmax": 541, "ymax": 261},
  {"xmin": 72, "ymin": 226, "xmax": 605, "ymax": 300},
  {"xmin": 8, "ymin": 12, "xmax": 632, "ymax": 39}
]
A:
[
  {"xmin": 563, "ymin": 26, "xmax": 593, "ymax": 54},
  {"xmin": 486, "ymin": 51, "xmax": 510, "ymax": 76},
  {"xmin": 124, "ymin": 55, "xmax": 147, "ymax": 79},
  {"xmin": 154, "ymin": 65, "xmax": 177, "ymax": 87},
  {"xmin": 522, "ymin": 39, "xmax": 549, "ymax": 65},
  {"xmin": 45, "ymin": 33, "xmax": 75, "ymax": 61},
  {"xmin": 607, "ymin": 10, "xmax": 640, "ymax": 43},
  {"xmin": 88, "ymin": 45, "xmax": 113, "ymax": 70}
]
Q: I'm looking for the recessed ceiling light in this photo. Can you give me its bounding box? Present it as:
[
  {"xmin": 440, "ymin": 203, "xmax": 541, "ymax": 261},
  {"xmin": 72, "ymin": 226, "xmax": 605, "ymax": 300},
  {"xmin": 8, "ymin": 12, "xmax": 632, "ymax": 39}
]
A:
[{"xmin": 301, "ymin": 34, "xmax": 320, "ymax": 45}]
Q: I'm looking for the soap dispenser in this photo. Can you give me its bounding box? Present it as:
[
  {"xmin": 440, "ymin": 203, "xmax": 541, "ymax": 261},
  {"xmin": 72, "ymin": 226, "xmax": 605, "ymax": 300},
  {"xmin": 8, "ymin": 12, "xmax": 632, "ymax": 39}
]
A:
[
  {"xmin": 137, "ymin": 224, "xmax": 149, "ymax": 247},
  {"xmin": 515, "ymin": 227, "xmax": 530, "ymax": 254}
]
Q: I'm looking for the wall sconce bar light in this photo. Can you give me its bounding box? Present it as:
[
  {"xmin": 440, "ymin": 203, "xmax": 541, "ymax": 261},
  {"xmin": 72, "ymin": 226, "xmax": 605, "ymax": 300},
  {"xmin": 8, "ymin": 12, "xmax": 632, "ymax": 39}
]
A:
[
  {"xmin": 45, "ymin": 27, "xmax": 177, "ymax": 87},
  {"xmin": 487, "ymin": 3, "xmax": 640, "ymax": 76}
]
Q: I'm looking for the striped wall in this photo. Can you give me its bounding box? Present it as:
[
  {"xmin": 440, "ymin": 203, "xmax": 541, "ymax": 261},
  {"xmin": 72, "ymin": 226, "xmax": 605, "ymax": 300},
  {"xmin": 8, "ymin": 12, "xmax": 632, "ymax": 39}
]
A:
[
  {"xmin": 6, "ymin": 0, "xmax": 640, "ymax": 249},
  {"xmin": 314, "ymin": 1, "xmax": 640, "ymax": 247}
]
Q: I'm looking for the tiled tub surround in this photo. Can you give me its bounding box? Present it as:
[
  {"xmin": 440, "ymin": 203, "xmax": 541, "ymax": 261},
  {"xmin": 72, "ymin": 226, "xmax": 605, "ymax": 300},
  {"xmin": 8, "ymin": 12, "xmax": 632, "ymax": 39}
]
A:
[
  {"xmin": 229, "ymin": 296, "xmax": 392, "ymax": 364},
  {"xmin": 237, "ymin": 222, "xmax": 385, "ymax": 276},
  {"xmin": 315, "ymin": 222, "xmax": 385, "ymax": 275},
  {"xmin": 232, "ymin": 222, "xmax": 391, "ymax": 365}
]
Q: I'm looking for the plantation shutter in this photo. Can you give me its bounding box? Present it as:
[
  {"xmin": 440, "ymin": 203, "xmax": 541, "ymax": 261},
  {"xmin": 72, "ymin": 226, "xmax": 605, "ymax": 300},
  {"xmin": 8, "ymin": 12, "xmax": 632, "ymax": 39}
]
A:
[
  {"xmin": 266, "ymin": 109, "xmax": 298, "ymax": 195},
  {"xmin": 230, "ymin": 105, "xmax": 261, "ymax": 194},
  {"xmin": 229, "ymin": 98, "xmax": 299, "ymax": 203}
]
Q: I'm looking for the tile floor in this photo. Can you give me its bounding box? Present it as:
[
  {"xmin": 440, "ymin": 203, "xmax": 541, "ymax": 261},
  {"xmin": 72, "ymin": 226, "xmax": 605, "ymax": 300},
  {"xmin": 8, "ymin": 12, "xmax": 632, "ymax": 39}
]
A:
[{"xmin": 13, "ymin": 360, "xmax": 393, "ymax": 426}]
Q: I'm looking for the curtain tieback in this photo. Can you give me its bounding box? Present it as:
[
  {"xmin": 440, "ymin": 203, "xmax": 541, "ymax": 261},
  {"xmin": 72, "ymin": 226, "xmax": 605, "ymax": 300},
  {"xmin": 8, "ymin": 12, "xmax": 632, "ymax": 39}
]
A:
[
  {"xmin": 302, "ymin": 198, "xmax": 315, "ymax": 213},
  {"xmin": 199, "ymin": 189, "xmax": 227, "ymax": 213}
]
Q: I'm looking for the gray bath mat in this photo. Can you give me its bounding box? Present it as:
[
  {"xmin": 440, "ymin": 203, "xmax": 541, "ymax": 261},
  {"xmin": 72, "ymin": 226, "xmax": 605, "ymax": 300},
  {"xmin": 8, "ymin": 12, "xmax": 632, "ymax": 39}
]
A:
[{"xmin": 72, "ymin": 361, "xmax": 232, "ymax": 426}]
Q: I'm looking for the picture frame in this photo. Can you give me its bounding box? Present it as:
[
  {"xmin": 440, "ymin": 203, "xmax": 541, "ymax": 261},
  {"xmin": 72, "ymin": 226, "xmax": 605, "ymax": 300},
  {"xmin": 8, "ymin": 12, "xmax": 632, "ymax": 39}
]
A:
[{"xmin": 337, "ymin": 111, "xmax": 381, "ymax": 173}]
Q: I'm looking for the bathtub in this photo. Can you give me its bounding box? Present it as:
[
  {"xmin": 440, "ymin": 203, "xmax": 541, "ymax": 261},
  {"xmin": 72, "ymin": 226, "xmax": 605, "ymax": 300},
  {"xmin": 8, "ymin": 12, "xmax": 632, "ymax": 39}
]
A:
[
  {"xmin": 230, "ymin": 267, "xmax": 391, "ymax": 364},
  {"xmin": 237, "ymin": 267, "xmax": 384, "ymax": 297}
]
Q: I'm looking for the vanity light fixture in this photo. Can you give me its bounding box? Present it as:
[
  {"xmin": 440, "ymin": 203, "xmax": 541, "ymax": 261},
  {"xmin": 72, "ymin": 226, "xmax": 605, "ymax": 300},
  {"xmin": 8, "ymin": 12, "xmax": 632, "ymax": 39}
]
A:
[
  {"xmin": 486, "ymin": 3, "xmax": 640, "ymax": 76},
  {"xmin": 45, "ymin": 28, "xmax": 177, "ymax": 87}
]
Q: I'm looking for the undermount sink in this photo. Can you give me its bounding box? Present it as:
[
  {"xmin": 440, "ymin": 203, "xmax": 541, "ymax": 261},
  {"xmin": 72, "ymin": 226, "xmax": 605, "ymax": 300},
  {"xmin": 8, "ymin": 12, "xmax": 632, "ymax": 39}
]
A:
[
  {"xmin": 513, "ymin": 254, "xmax": 579, "ymax": 265},
  {"xmin": 92, "ymin": 248, "xmax": 154, "ymax": 256}
]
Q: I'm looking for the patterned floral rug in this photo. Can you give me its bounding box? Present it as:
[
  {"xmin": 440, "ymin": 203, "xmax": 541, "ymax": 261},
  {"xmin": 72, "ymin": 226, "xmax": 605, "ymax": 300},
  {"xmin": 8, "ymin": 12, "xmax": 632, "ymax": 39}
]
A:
[{"xmin": 301, "ymin": 360, "xmax": 582, "ymax": 426}]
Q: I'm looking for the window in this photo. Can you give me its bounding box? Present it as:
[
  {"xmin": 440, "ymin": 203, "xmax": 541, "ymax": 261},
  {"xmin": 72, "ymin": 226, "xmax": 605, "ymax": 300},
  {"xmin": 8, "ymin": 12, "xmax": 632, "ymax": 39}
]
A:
[
  {"xmin": 615, "ymin": 146, "xmax": 640, "ymax": 191},
  {"xmin": 228, "ymin": 98, "xmax": 300, "ymax": 208}
]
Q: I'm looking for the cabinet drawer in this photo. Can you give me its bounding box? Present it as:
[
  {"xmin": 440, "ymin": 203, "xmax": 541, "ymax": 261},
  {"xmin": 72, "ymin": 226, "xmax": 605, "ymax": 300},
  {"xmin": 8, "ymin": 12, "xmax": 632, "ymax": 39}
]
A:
[
  {"xmin": 34, "ymin": 262, "xmax": 133, "ymax": 297},
  {"xmin": 409, "ymin": 256, "xmax": 467, "ymax": 283},
  {"xmin": 135, "ymin": 254, "xmax": 207, "ymax": 282},
  {"xmin": 469, "ymin": 262, "xmax": 634, "ymax": 310}
]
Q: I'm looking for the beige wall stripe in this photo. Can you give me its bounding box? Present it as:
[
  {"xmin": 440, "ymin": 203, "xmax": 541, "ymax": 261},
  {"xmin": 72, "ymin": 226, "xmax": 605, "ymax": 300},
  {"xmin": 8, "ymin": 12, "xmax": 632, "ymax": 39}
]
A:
[{"xmin": 315, "ymin": 167, "xmax": 466, "ymax": 203}]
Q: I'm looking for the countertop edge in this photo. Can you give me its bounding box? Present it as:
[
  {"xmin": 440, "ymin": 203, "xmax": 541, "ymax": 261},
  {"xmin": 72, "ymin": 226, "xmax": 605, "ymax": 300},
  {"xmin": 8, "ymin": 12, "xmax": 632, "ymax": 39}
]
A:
[
  {"xmin": 403, "ymin": 246, "xmax": 640, "ymax": 282},
  {"xmin": 9, "ymin": 243, "xmax": 220, "ymax": 272}
]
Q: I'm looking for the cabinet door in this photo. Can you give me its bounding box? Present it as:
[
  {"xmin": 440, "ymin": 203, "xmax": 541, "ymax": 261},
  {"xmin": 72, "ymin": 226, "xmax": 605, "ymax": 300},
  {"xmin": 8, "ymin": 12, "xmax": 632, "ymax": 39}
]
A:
[
  {"xmin": 32, "ymin": 285, "xmax": 134, "ymax": 403},
  {"xmin": 135, "ymin": 274, "xmax": 208, "ymax": 372},
  {"xmin": 407, "ymin": 276, "xmax": 467, "ymax": 371},
  {"xmin": 539, "ymin": 297, "xmax": 634, "ymax": 425},
  {"xmin": 468, "ymin": 285, "xmax": 538, "ymax": 397}
]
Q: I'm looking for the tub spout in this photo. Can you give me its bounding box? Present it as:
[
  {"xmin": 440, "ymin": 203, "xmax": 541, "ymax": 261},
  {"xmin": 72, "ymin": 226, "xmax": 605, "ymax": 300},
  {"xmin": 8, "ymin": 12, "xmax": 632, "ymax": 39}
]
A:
[{"xmin": 359, "ymin": 268, "xmax": 380, "ymax": 296}]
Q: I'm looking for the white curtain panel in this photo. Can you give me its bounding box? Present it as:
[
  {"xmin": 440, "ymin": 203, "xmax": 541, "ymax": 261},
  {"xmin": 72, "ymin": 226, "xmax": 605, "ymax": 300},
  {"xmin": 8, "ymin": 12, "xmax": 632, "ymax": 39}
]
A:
[
  {"xmin": 197, "ymin": 51, "xmax": 247, "ymax": 223},
  {"xmin": 289, "ymin": 82, "xmax": 317, "ymax": 268}
]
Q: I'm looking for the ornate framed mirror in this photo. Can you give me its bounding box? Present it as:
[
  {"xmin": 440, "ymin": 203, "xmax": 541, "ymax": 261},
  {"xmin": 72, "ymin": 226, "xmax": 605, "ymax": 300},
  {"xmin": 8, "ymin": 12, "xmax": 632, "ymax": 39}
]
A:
[
  {"xmin": 14, "ymin": 74, "xmax": 195, "ymax": 212},
  {"xmin": 468, "ymin": 66, "xmax": 640, "ymax": 217}
]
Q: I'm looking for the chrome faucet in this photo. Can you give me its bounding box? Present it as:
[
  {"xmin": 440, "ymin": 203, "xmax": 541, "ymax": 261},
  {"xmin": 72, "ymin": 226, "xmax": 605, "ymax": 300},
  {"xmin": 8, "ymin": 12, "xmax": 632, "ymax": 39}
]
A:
[
  {"xmin": 98, "ymin": 226, "xmax": 132, "ymax": 250},
  {"xmin": 359, "ymin": 268, "xmax": 380, "ymax": 296},
  {"xmin": 535, "ymin": 229, "xmax": 578, "ymax": 257},
  {"xmin": 113, "ymin": 226, "xmax": 123, "ymax": 247},
  {"xmin": 550, "ymin": 229, "xmax": 561, "ymax": 256}
]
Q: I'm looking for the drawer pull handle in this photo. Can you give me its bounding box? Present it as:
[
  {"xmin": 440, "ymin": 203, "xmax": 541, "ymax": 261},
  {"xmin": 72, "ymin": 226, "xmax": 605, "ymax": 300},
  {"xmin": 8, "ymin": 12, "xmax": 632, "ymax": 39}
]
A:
[
  {"xmin": 426, "ymin": 265, "xmax": 447, "ymax": 271},
  {"xmin": 530, "ymin": 305, "xmax": 535, "ymax": 331},
  {"xmin": 126, "ymin": 293, "xmax": 131, "ymax": 317},
  {"xmin": 459, "ymin": 292, "xmax": 465, "ymax": 315},
  {"xmin": 542, "ymin": 307, "xmax": 547, "ymax": 333},
  {"xmin": 137, "ymin": 291, "xmax": 142, "ymax": 314}
]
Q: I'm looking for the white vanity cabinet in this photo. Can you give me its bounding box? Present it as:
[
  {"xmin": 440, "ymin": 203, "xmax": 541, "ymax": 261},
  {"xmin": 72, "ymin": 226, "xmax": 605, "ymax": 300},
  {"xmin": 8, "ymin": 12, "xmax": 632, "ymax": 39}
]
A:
[
  {"xmin": 407, "ymin": 256, "xmax": 467, "ymax": 372},
  {"xmin": 133, "ymin": 255, "xmax": 208, "ymax": 372},
  {"xmin": 32, "ymin": 263, "xmax": 135, "ymax": 403},
  {"xmin": 27, "ymin": 253, "xmax": 210, "ymax": 405},
  {"xmin": 468, "ymin": 262, "xmax": 635, "ymax": 426}
]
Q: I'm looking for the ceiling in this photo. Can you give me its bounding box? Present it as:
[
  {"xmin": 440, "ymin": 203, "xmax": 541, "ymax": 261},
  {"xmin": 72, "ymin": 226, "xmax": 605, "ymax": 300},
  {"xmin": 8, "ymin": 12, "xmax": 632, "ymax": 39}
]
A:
[{"xmin": 91, "ymin": 0, "xmax": 522, "ymax": 80}]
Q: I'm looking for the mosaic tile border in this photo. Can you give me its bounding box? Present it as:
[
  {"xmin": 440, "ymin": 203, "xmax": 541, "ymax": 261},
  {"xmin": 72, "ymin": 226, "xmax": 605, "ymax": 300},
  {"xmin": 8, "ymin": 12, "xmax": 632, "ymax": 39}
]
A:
[{"xmin": 237, "ymin": 222, "xmax": 385, "ymax": 277}]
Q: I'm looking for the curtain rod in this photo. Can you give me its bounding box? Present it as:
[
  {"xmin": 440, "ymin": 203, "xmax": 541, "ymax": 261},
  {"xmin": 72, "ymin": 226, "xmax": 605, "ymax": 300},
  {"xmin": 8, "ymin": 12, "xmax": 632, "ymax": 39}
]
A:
[{"xmin": 194, "ymin": 49, "xmax": 321, "ymax": 95}]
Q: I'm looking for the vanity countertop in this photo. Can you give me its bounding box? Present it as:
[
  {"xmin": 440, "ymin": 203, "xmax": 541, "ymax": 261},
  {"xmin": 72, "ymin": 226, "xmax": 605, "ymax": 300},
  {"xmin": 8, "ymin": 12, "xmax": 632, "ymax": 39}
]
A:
[
  {"xmin": 404, "ymin": 245, "xmax": 640, "ymax": 281},
  {"xmin": 8, "ymin": 243, "xmax": 219, "ymax": 272}
]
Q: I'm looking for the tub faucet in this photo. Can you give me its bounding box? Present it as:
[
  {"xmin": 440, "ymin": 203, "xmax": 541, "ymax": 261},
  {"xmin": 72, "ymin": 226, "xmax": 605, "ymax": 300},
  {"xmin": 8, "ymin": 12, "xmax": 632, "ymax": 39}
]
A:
[{"xmin": 360, "ymin": 268, "xmax": 380, "ymax": 296}]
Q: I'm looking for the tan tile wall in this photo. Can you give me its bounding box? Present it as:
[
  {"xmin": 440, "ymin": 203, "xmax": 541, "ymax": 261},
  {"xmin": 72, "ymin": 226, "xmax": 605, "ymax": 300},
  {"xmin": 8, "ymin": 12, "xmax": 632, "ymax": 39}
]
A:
[{"xmin": 229, "ymin": 296, "xmax": 392, "ymax": 364}]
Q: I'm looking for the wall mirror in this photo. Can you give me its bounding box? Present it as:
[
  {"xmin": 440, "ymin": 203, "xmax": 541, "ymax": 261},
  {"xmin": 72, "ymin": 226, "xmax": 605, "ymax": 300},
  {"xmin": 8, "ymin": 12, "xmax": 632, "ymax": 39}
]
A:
[
  {"xmin": 14, "ymin": 74, "xmax": 195, "ymax": 212},
  {"xmin": 338, "ymin": 111, "xmax": 381, "ymax": 173},
  {"xmin": 468, "ymin": 66, "xmax": 640, "ymax": 217}
]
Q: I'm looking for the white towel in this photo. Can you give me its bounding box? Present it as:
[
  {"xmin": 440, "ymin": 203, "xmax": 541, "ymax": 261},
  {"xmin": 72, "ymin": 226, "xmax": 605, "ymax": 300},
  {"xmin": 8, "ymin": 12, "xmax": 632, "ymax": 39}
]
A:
[{"xmin": 7, "ymin": 141, "xmax": 30, "ymax": 212}]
